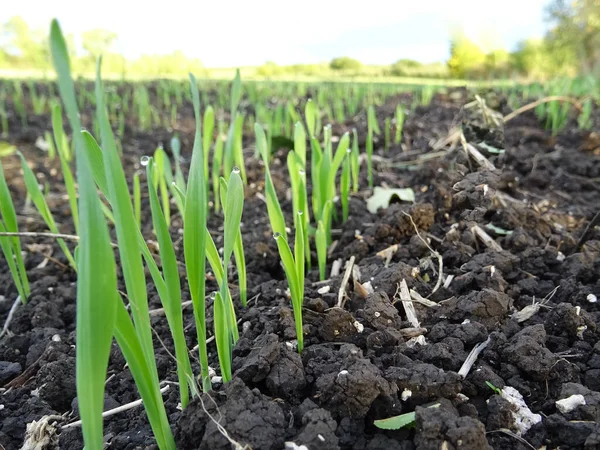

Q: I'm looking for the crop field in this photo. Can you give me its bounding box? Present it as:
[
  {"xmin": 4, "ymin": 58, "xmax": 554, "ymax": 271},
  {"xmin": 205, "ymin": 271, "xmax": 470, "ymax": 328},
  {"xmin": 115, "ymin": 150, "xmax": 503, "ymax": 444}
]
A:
[{"xmin": 0, "ymin": 20, "xmax": 600, "ymax": 450}]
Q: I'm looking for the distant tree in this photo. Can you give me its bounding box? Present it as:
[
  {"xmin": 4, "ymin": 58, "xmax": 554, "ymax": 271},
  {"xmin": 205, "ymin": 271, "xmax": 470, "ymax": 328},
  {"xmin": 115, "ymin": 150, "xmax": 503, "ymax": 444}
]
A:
[
  {"xmin": 257, "ymin": 61, "xmax": 282, "ymax": 77},
  {"xmin": 0, "ymin": 16, "xmax": 50, "ymax": 69},
  {"xmin": 545, "ymin": 0, "xmax": 600, "ymax": 73},
  {"xmin": 511, "ymin": 39, "xmax": 551, "ymax": 76},
  {"xmin": 485, "ymin": 48, "xmax": 510, "ymax": 77},
  {"xmin": 330, "ymin": 56, "xmax": 362, "ymax": 71},
  {"xmin": 447, "ymin": 35, "xmax": 486, "ymax": 78},
  {"xmin": 389, "ymin": 59, "xmax": 422, "ymax": 76},
  {"xmin": 81, "ymin": 28, "xmax": 117, "ymax": 65},
  {"xmin": 129, "ymin": 51, "xmax": 203, "ymax": 77}
]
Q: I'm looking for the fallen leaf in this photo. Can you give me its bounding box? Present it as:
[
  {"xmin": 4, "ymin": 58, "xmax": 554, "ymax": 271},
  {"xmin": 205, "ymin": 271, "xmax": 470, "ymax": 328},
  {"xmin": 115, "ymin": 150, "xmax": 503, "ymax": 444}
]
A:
[{"xmin": 366, "ymin": 187, "xmax": 415, "ymax": 214}]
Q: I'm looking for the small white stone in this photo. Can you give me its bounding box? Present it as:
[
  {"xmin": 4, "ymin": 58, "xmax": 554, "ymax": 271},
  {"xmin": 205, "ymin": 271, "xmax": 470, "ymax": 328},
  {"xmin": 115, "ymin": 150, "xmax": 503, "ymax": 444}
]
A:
[
  {"xmin": 318, "ymin": 434, "xmax": 325, "ymax": 442},
  {"xmin": 501, "ymin": 386, "xmax": 541, "ymax": 436},
  {"xmin": 374, "ymin": 312, "xmax": 381, "ymax": 318},
  {"xmin": 490, "ymin": 266, "xmax": 496, "ymax": 277},
  {"xmin": 353, "ymin": 321, "xmax": 364, "ymax": 333},
  {"xmin": 457, "ymin": 393, "xmax": 470, "ymax": 402},
  {"xmin": 406, "ymin": 335, "xmax": 427, "ymax": 348},
  {"xmin": 211, "ymin": 376, "xmax": 222, "ymax": 384},
  {"xmin": 208, "ymin": 366, "xmax": 217, "ymax": 378},
  {"xmin": 338, "ymin": 370, "xmax": 349, "ymax": 378},
  {"xmin": 556, "ymin": 394, "xmax": 585, "ymax": 414},
  {"xmin": 556, "ymin": 251, "xmax": 566, "ymax": 262},
  {"xmin": 51, "ymin": 334, "xmax": 61, "ymax": 342},
  {"xmin": 587, "ymin": 294, "xmax": 597, "ymax": 303},
  {"xmin": 317, "ymin": 286, "xmax": 331, "ymax": 295},
  {"xmin": 242, "ymin": 321, "xmax": 251, "ymax": 334},
  {"xmin": 285, "ymin": 443, "xmax": 309, "ymax": 450},
  {"xmin": 461, "ymin": 319, "xmax": 471, "ymax": 325},
  {"xmin": 401, "ymin": 389, "xmax": 412, "ymax": 401},
  {"xmin": 286, "ymin": 340, "xmax": 298, "ymax": 351}
]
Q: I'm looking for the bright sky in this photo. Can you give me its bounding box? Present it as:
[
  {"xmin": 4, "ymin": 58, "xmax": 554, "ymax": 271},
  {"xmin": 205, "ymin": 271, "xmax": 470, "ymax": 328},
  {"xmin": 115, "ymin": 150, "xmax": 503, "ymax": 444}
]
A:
[{"xmin": 6, "ymin": 0, "xmax": 550, "ymax": 67}]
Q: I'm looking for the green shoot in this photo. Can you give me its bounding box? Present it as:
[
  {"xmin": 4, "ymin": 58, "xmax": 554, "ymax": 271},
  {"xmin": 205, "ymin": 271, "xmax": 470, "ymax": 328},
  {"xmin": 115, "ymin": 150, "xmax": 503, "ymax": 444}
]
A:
[
  {"xmin": 341, "ymin": 150, "xmax": 351, "ymax": 222},
  {"xmin": 287, "ymin": 140, "xmax": 310, "ymax": 270},
  {"xmin": 51, "ymin": 103, "xmax": 78, "ymax": 232},
  {"xmin": 215, "ymin": 168, "xmax": 245, "ymax": 381},
  {"xmin": 486, "ymin": 381, "xmax": 502, "ymax": 395},
  {"xmin": 366, "ymin": 105, "xmax": 380, "ymax": 188},
  {"xmin": 0, "ymin": 162, "xmax": 30, "ymax": 302},
  {"xmin": 133, "ymin": 171, "xmax": 141, "ymax": 229},
  {"xmin": 169, "ymin": 135, "xmax": 186, "ymax": 216},
  {"xmin": 45, "ymin": 131, "xmax": 56, "ymax": 160},
  {"xmin": 273, "ymin": 211, "xmax": 305, "ymax": 352},
  {"xmin": 212, "ymin": 129, "xmax": 225, "ymax": 211},
  {"xmin": 152, "ymin": 147, "xmax": 171, "ymax": 227},
  {"xmin": 17, "ymin": 152, "xmax": 76, "ymax": 269},
  {"xmin": 395, "ymin": 105, "xmax": 405, "ymax": 145},
  {"xmin": 50, "ymin": 19, "xmax": 119, "ymax": 450},
  {"xmin": 223, "ymin": 70, "xmax": 246, "ymax": 183},
  {"xmin": 203, "ymin": 105, "xmax": 215, "ymax": 182},
  {"xmin": 351, "ymin": 128, "xmax": 359, "ymax": 193},
  {"xmin": 256, "ymin": 123, "xmax": 286, "ymax": 238},
  {"xmin": 184, "ymin": 73, "xmax": 211, "ymax": 392},
  {"xmin": 374, "ymin": 404, "xmax": 440, "ymax": 430},
  {"xmin": 146, "ymin": 157, "xmax": 194, "ymax": 408},
  {"xmin": 257, "ymin": 123, "xmax": 305, "ymax": 350},
  {"xmin": 384, "ymin": 117, "xmax": 391, "ymax": 151}
]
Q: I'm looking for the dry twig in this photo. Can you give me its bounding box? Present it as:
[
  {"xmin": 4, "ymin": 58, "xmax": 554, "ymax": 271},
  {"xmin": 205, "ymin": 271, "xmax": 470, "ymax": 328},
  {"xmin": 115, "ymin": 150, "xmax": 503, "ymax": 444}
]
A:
[
  {"xmin": 62, "ymin": 385, "xmax": 171, "ymax": 429},
  {"xmin": 503, "ymin": 96, "xmax": 583, "ymax": 123},
  {"xmin": 1, "ymin": 296, "xmax": 21, "ymax": 339},
  {"xmin": 336, "ymin": 256, "xmax": 355, "ymax": 308},
  {"xmin": 402, "ymin": 212, "xmax": 444, "ymax": 296},
  {"xmin": 458, "ymin": 336, "xmax": 491, "ymax": 378},
  {"xmin": 399, "ymin": 280, "xmax": 419, "ymax": 328}
]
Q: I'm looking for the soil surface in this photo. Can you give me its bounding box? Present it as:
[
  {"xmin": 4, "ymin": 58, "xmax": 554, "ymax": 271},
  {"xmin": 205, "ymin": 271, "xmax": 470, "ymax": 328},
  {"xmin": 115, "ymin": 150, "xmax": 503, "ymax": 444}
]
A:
[{"xmin": 1, "ymin": 84, "xmax": 600, "ymax": 450}]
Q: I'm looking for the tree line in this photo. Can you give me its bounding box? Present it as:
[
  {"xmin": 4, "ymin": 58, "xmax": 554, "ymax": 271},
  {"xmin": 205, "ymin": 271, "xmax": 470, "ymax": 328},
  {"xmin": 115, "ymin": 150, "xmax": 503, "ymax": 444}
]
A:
[{"xmin": 1, "ymin": 0, "xmax": 597, "ymax": 79}]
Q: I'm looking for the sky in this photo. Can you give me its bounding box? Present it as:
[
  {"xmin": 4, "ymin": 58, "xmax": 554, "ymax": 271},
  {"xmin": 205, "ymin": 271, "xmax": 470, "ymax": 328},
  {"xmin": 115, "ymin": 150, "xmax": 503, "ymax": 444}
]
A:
[{"xmin": 5, "ymin": 0, "xmax": 551, "ymax": 67}]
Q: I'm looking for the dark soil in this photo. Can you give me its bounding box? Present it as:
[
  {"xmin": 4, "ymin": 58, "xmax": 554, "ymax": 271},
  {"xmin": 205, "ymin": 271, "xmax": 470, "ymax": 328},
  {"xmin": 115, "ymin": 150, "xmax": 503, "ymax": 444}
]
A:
[{"xmin": 1, "ymin": 86, "xmax": 600, "ymax": 450}]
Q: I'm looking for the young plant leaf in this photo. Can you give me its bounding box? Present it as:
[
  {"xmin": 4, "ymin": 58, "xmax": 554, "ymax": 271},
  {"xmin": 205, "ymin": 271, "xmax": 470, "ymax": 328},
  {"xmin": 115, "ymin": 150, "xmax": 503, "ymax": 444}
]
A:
[
  {"xmin": 184, "ymin": 73, "xmax": 211, "ymax": 392},
  {"xmin": 50, "ymin": 19, "xmax": 118, "ymax": 450}
]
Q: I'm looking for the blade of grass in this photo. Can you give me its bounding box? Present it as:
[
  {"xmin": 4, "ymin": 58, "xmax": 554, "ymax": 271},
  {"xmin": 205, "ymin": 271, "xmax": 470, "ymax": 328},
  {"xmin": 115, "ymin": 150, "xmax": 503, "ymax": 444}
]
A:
[
  {"xmin": 17, "ymin": 152, "xmax": 76, "ymax": 269},
  {"xmin": 184, "ymin": 74, "xmax": 211, "ymax": 393},
  {"xmin": 50, "ymin": 19, "xmax": 118, "ymax": 450},
  {"xmin": 0, "ymin": 163, "xmax": 30, "ymax": 301},
  {"xmin": 133, "ymin": 171, "xmax": 141, "ymax": 229},
  {"xmin": 212, "ymin": 131, "xmax": 225, "ymax": 212},
  {"xmin": 256, "ymin": 123, "xmax": 286, "ymax": 239},
  {"xmin": 203, "ymin": 105, "xmax": 214, "ymax": 182},
  {"xmin": 351, "ymin": 128, "xmax": 359, "ymax": 193},
  {"xmin": 146, "ymin": 158, "xmax": 194, "ymax": 408},
  {"xmin": 274, "ymin": 231, "xmax": 304, "ymax": 352}
]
